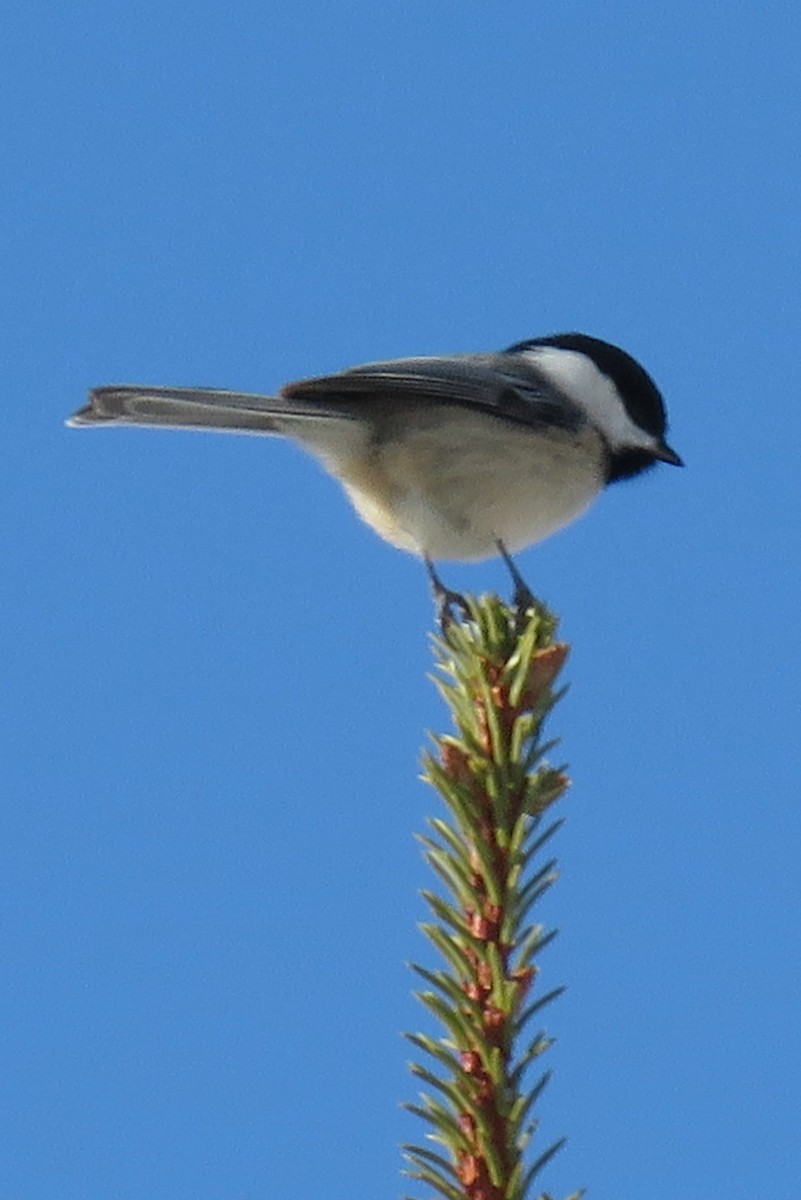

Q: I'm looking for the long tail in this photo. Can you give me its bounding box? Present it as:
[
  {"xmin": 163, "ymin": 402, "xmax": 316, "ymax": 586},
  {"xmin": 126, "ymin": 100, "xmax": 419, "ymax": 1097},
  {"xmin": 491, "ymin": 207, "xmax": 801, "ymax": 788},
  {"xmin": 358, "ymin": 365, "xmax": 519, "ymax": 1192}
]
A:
[{"xmin": 67, "ymin": 385, "xmax": 348, "ymax": 435}]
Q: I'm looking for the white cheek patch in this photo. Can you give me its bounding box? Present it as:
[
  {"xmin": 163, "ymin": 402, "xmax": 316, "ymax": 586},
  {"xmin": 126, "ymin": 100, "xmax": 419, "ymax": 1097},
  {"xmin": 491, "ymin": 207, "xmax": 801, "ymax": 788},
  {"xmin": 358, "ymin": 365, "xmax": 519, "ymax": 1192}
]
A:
[{"xmin": 522, "ymin": 347, "xmax": 657, "ymax": 451}]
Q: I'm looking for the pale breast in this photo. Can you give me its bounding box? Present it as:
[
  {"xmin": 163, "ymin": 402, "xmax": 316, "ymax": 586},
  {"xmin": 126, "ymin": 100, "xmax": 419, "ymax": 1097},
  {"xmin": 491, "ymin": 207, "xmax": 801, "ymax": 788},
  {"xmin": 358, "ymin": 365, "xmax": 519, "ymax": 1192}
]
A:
[{"xmin": 332, "ymin": 406, "xmax": 606, "ymax": 561}]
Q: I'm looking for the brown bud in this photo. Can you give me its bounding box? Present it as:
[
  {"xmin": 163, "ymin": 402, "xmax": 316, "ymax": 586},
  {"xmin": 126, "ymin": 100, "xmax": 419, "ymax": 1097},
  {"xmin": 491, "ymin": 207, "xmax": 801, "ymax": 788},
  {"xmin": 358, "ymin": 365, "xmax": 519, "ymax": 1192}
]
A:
[
  {"xmin": 483, "ymin": 1005, "xmax": 505, "ymax": 1030},
  {"xmin": 440, "ymin": 740, "xmax": 472, "ymax": 782},
  {"xmin": 512, "ymin": 965, "xmax": 536, "ymax": 998},
  {"xmin": 457, "ymin": 1152, "xmax": 479, "ymax": 1186},
  {"xmin": 470, "ymin": 913, "xmax": 490, "ymax": 938},
  {"xmin": 459, "ymin": 1112, "xmax": 476, "ymax": 1139},
  {"xmin": 520, "ymin": 643, "xmax": 570, "ymax": 707},
  {"xmin": 460, "ymin": 1050, "xmax": 481, "ymax": 1073},
  {"xmin": 476, "ymin": 961, "xmax": 493, "ymax": 990}
]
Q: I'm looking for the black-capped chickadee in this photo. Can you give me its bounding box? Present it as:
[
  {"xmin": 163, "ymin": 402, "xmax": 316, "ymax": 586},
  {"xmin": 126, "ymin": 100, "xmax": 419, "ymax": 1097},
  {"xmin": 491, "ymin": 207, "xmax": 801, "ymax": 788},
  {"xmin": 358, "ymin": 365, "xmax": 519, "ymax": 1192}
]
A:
[{"xmin": 69, "ymin": 332, "xmax": 682, "ymax": 598}]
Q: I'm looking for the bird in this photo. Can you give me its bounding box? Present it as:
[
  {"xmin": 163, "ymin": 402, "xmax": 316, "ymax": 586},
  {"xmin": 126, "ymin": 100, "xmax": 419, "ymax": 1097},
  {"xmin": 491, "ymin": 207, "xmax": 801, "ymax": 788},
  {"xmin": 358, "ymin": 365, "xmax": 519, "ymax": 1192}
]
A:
[{"xmin": 68, "ymin": 332, "xmax": 682, "ymax": 611}]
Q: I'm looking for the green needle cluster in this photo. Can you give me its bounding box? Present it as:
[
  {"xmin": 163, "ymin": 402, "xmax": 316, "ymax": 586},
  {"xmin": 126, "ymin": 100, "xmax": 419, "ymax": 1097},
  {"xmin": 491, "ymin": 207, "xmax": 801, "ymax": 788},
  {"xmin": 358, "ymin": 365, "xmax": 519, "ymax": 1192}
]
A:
[{"xmin": 404, "ymin": 592, "xmax": 582, "ymax": 1200}]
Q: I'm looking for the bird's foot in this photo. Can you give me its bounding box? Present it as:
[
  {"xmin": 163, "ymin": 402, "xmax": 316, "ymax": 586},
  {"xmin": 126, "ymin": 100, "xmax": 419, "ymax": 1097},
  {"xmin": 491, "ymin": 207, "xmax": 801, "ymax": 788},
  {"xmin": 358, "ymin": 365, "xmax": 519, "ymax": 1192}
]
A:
[
  {"xmin": 495, "ymin": 540, "xmax": 536, "ymax": 615},
  {"xmin": 425, "ymin": 557, "xmax": 470, "ymax": 631}
]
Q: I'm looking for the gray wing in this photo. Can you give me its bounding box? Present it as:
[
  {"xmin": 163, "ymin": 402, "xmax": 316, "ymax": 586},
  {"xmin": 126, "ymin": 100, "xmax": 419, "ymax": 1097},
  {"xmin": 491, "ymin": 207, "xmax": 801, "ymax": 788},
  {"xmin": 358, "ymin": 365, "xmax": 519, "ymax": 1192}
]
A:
[{"xmin": 281, "ymin": 353, "xmax": 585, "ymax": 432}]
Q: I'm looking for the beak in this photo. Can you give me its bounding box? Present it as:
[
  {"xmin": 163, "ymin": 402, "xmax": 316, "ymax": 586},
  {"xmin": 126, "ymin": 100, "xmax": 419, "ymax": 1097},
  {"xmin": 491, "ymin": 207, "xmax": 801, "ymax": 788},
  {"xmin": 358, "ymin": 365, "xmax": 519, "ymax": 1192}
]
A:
[{"xmin": 653, "ymin": 441, "xmax": 684, "ymax": 467}]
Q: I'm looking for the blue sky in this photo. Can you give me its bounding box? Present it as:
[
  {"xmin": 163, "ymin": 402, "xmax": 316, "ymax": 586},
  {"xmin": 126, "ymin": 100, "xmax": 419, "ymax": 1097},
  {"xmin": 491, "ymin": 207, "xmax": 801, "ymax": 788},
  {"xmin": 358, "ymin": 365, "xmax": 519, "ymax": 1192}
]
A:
[{"xmin": 2, "ymin": 2, "xmax": 800, "ymax": 1197}]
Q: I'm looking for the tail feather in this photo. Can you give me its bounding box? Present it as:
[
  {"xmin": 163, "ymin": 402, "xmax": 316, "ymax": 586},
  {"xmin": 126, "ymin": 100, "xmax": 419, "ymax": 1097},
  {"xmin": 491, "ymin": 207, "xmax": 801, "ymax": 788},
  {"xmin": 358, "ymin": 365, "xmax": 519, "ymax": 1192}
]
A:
[{"xmin": 67, "ymin": 385, "xmax": 354, "ymax": 434}]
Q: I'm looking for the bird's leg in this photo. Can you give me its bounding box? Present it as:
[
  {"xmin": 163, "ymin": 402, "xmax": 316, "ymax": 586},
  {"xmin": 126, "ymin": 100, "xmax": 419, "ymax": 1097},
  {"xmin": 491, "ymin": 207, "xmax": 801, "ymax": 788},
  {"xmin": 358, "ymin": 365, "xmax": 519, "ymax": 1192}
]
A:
[
  {"xmin": 495, "ymin": 540, "xmax": 536, "ymax": 614},
  {"xmin": 424, "ymin": 556, "xmax": 470, "ymax": 629}
]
